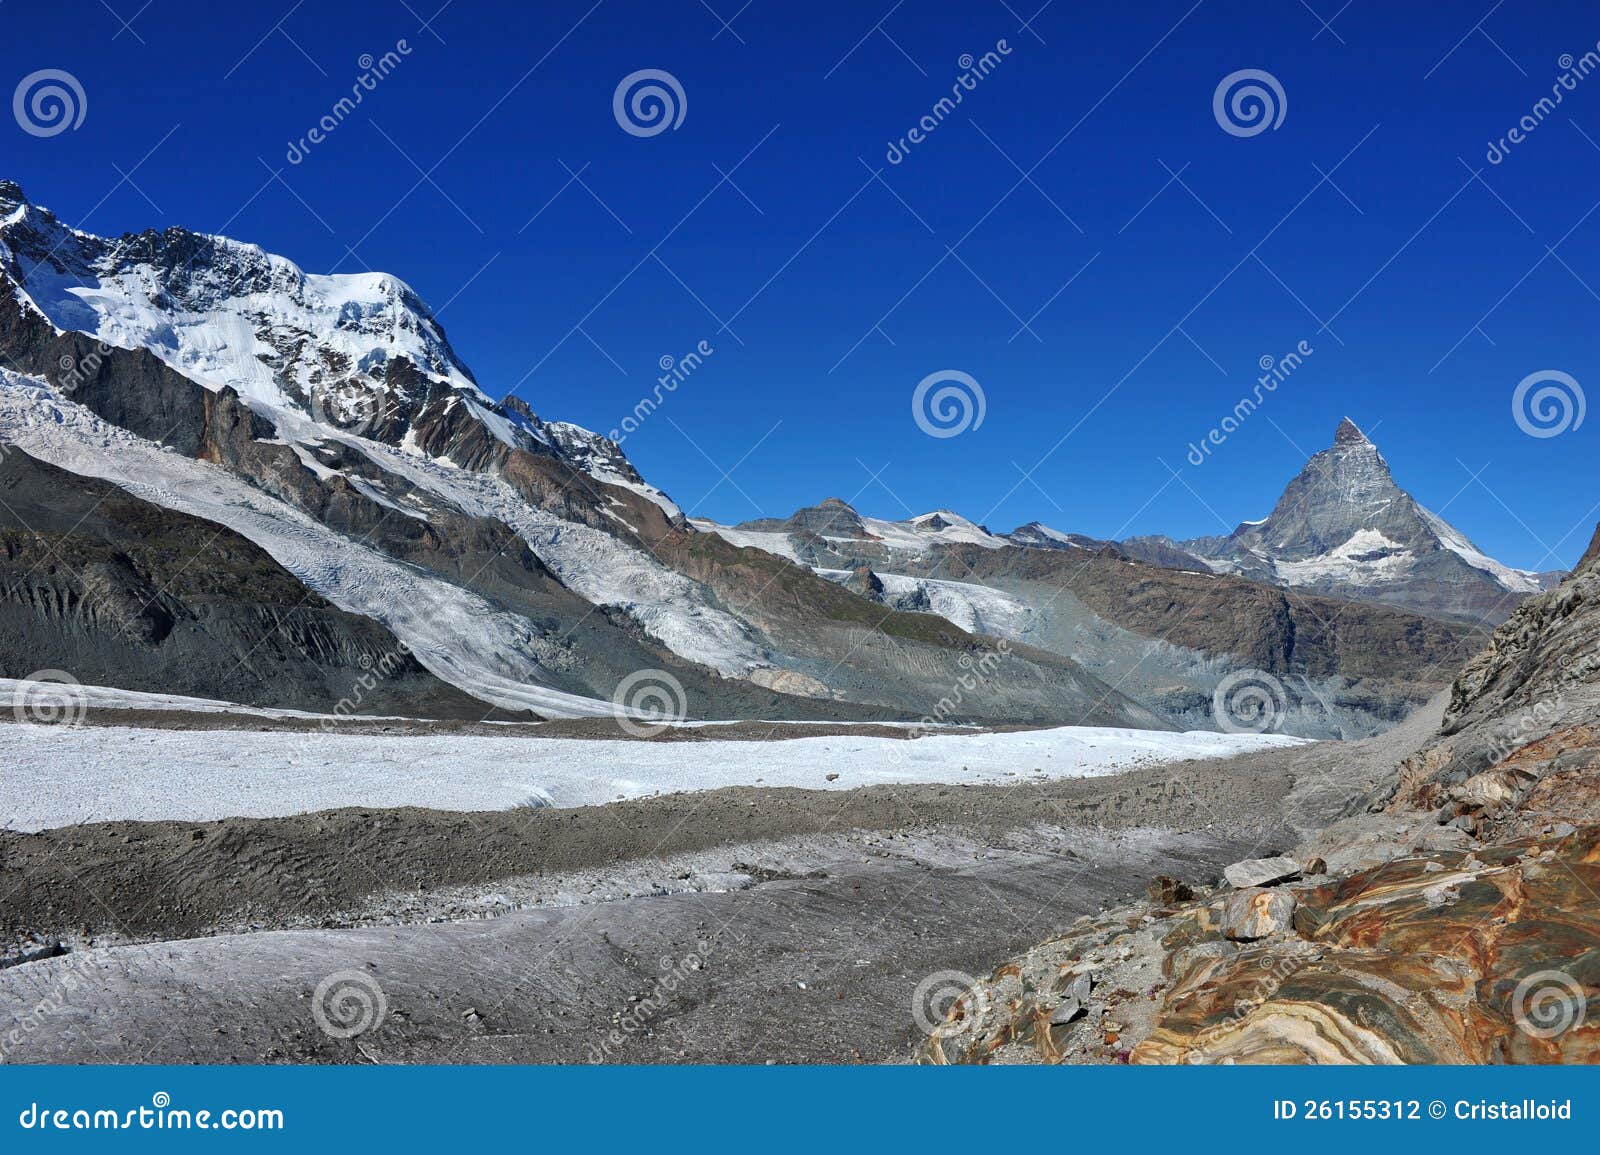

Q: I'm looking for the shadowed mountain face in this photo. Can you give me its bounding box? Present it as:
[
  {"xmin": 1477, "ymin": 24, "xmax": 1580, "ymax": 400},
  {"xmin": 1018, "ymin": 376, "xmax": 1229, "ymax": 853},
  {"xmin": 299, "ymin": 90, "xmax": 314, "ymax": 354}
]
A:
[
  {"xmin": 0, "ymin": 447, "xmax": 488, "ymax": 716},
  {"xmin": 0, "ymin": 182, "xmax": 1162, "ymax": 728},
  {"xmin": 1181, "ymin": 419, "xmax": 1562, "ymax": 625}
]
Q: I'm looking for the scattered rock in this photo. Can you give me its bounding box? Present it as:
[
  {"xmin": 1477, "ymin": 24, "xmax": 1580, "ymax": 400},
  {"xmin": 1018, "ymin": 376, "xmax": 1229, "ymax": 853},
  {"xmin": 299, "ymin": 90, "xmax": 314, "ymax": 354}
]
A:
[
  {"xmin": 1048, "ymin": 999, "xmax": 1085, "ymax": 1025},
  {"xmin": 1222, "ymin": 856, "xmax": 1301, "ymax": 889},
  {"xmin": 1146, "ymin": 875, "xmax": 1194, "ymax": 904},
  {"xmin": 1301, "ymin": 856, "xmax": 1326, "ymax": 875}
]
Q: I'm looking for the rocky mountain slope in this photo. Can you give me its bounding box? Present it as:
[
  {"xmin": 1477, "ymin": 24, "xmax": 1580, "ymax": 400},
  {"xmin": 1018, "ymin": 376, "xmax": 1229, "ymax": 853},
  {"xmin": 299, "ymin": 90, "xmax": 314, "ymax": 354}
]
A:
[
  {"xmin": 1181, "ymin": 418, "xmax": 1561, "ymax": 624},
  {"xmin": 917, "ymin": 523, "xmax": 1600, "ymax": 1065},
  {"xmin": 0, "ymin": 447, "xmax": 488, "ymax": 715},
  {"xmin": 0, "ymin": 181, "xmax": 1157, "ymax": 728},
  {"xmin": 698, "ymin": 495, "xmax": 1481, "ymax": 738}
]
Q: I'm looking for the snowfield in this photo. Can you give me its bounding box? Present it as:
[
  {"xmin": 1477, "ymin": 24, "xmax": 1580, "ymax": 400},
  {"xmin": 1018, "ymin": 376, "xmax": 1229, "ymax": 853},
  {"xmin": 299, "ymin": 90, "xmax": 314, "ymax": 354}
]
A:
[{"xmin": 0, "ymin": 721, "xmax": 1308, "ymax": 831}]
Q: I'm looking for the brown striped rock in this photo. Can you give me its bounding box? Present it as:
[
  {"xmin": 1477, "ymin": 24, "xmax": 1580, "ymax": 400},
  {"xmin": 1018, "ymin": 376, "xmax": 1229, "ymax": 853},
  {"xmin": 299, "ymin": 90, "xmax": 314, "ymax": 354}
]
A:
[{"xmin": 918, "ymin": 827, "xmax": 1600, "ymax": 1065}]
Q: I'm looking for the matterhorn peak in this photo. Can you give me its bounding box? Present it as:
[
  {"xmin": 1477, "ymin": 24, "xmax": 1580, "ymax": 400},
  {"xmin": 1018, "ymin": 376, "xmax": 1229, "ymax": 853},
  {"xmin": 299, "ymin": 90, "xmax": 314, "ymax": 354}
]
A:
[{"xmin": 1333, "ymin": 416, "xmax": 1370, "ymax": 446}]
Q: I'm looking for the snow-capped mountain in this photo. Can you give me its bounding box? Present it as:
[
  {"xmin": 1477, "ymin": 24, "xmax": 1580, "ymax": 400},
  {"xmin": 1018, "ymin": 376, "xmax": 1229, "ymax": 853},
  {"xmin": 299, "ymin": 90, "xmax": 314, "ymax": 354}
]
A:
[
  {"xmin": 695, "ymin": 490, "xmax": 1484, "ymax": 738},
  {"xmin": 0, "ymin": 181, "xmax": 1165, "ymax": 730},
  {"xmin": 0, "ymin": 179, "xmax": 673, "ymax": 506},
  {"xmin": 1181, "ymin": 418, "xmax": 1561, "ymax": 624}
]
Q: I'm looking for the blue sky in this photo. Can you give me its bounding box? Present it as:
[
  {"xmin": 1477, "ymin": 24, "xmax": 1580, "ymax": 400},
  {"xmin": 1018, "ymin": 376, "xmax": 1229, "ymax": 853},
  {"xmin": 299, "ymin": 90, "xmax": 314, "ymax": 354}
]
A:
[{"xmin": 7, "ymin": 0, "xmax": 1600, "ymax": 569}]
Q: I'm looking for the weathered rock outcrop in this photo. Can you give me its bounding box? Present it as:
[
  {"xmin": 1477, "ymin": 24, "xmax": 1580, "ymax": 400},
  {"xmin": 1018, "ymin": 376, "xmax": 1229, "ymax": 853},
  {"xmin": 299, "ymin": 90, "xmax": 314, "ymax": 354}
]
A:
[{"xmin": 919, "ymin": 523, "xmax": 1600, "ymax": 1065}]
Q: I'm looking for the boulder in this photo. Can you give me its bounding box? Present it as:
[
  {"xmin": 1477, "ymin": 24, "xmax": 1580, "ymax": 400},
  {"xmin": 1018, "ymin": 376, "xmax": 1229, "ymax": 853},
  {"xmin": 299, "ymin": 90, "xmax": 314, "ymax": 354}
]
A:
[
  {"xmin": 1222, "ymin": 888, "xmax": 1297, "ymax": 941},
  {"xmin": 1222, "ymin": 856, "xmax": 1301, "ymax": 889}
]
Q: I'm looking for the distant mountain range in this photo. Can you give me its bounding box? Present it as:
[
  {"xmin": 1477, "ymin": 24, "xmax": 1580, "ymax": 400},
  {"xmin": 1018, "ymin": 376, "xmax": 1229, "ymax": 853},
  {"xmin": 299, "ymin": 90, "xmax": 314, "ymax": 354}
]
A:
[
  {"xmin": 0, "ymin": 182, "xmax": 1514, "ymax": 735},
  {"xmin": 696, "ymin": 417, "xmax": 1559, "ymax": 629}
]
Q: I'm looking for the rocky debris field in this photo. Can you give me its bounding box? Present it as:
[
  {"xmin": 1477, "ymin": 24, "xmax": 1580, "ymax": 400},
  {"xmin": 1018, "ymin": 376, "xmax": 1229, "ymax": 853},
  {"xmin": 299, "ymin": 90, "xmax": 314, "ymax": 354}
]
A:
[
  {"xmin": 918, "ymin": 823, "xmax": 1600, "ymax": 1064},
  {"xmin": 918, "ymin": 529, "xmax": 1600, "ymax": 1066}
]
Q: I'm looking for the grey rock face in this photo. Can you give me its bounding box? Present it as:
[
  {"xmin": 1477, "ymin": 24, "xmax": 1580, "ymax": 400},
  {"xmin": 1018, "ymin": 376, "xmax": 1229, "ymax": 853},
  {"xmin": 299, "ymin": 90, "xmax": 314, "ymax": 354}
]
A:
[
  {"xmin": 1182, "ymin": 419, "xmax": 1553, "ymax": 624},
  {"xmin": 1222, "ymin": 855, "xmax": 1301, "ymax": 888},
  {"xmin": 0, "ymin": 448, "xmax": 487, "ymax": 715},
  {"xmin": 1221, "ymin": 887, "xmax": 1297, "ymax": 941}
]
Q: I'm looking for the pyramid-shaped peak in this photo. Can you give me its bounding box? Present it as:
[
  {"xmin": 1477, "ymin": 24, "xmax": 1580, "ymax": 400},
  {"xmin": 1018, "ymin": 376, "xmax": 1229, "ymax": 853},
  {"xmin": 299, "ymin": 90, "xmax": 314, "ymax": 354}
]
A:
[{"xmin": 1333, "ymin": 417, "xmax": 1370, "ymax": 446}]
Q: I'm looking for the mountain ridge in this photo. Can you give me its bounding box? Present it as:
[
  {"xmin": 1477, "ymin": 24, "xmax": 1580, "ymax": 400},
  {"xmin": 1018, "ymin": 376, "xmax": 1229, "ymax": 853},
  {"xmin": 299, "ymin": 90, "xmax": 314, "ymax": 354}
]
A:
[{"xmin": 0, "ymin": 181, "xmax": 1169, "ymax": 730}]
